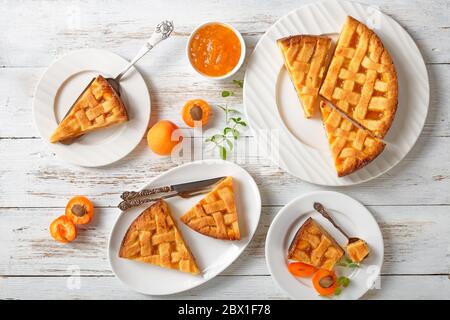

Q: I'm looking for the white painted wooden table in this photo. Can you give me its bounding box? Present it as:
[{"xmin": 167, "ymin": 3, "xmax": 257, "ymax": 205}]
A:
[{"xmin": 1, "ymin": 0, "xmax": 449, "ymax": 300}]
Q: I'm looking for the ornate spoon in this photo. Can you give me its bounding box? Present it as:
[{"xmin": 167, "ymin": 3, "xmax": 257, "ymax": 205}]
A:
[
  {"xmin": 59, "ymin": 20, "xmax": 174, "ymax": 144},
  {"xmin": 313, "ymin": 202, "xmax": 360, "ymax": 244},
  {"xmin": 106, "ymin": 20, "xmax": 174, "ymax": 93},
  {"xmin": 313, "ymin": 202, "xmax": 370, "ymax": 262}
]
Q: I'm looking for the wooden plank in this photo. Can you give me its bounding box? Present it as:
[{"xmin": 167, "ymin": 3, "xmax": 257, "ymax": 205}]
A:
[
  {"xmin": 1, "ymin": 206, "xmax": 448, "ymax": 276},
  {"xmin": 0, "ymin": 133, "xmax": 449, "ymax": 208},
  {"xmin": 0, "ymin": 61, "xmax": 448, "ymax": 139},
  {"xmin": 0, "ymin": 66, "xmax": 246, "ymax": 138},
  {"xmin": 1, "ymin": 0, "xmax": 449, "ymax": 68},
  {"xmin": 1, "ymin": 0, "xmax": 449, "ymax": 301},
  {"xmin": 0, "ymin": 275, "xmax": 448, "ymax": 299}
]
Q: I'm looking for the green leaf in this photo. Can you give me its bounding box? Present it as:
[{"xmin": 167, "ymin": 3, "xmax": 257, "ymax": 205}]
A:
[
  {"xmin": 223, "ymin": 127, "xmax": 233, "ymax": 135},
  {"xmin": 232, "ymin": 129, "xmax": 240, "ymax": 140},
  {"xmin": 217, "ymin": 105, "xmax": 227, "ymax": 112},
  {"xmin": 206, "ymin": 134, "xmax": 224, "ymax": 144},
  {"xmin": 221, "ymin": 90, "xmax": 233, "ymax": 97},
  {"xmin": 338, "ymin": 276, "xmax": 350, "ymax": 288},
  {"xmin": 225, "ymin": 138, "xmax": 234, "ymax": 151},
  {"xmin": 219, "ymin": 146, "xmax": 227, "ymax": 160},
  {"xmin": 334, "ymin": 287, "xmax": 342, "ymax": 296},
  {"xmin": 227, "ymin": 108, "xmax": 241, "ymax": 114},
  {"xmin": 345, "ymin": 258, "xmax": 353, "ymax": 264},
  {"xmin": 348, "ymin": 263, "xmax": 360, "ymax": 268},
  {"xmin": 233, "ymin": 79, "xmax": 244, "ymax": 88}
]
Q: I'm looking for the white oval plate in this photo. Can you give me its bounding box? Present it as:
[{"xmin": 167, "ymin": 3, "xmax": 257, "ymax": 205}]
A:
[
  {"xmin": 33, "ymin": 48, "xmax": 151, "ymax": 167},
  {"xmin": 108, "ymin": 160, "xmax": 261, "ymax": 295},
  {"xmin": 244, "ymin": 0, "xmax": 429, "ymax": 185},
  {"xmin": 266, "ymin": 191, "xmax": 383, "ymax": 300}
]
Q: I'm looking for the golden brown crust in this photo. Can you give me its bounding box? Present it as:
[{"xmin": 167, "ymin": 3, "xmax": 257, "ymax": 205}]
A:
[
  {"xmin": 319, "ymin": 16, "xmax": 398, "ymax": 139},
  {"xmin": 288, "ymin": 217, "xmax": 314, "ymax": 257},
  {"xmin": 180, "ymin": 176, "xmax": 240, "ymax": 241},
  {"xmin": 346, "ymin": 239, "xmax": 370, "ymax": 263},
  {"xmin": 288, "ymin": 217, "xmax": 344, "ymax": 271},
  {"xmin": 50, "ymin": 75, "xmax": 128, "ymax": 143},
  {"xmin": 320, "ymin": 101, "xmax": 386, "ymax": 177},
  {"xmin": 277, "ymin": 35, "xmax": 332, "ymax": 118},
  {"xmin": 119, "ymin": 199, "xmax": 200, "ymax": 275}
]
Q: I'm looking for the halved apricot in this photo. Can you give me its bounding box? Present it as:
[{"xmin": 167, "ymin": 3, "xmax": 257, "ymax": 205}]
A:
[
  {"xmin": 50, "ymin": 215, "xmax": 77, "ymax": 243},
  {"xmin": 65, "ymin": 196, "xmax": 94, "ymax": 225},
  {"xmin": 312, "ymin": 269, "xmax": 338, "ymax": 296},
  {"xmin": 288, "ymin": 262, "xmax": 318, "ymax": 277},
  {"xmin": 182, "ymin": 99, "xmax": 210, "ymax": 127}
]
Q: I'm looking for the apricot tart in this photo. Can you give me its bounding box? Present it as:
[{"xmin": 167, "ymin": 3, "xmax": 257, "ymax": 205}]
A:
[
  {"xmin": 119, "ymin": 199, "xmax": 200, "ymax": 275},
  {"xmin": 288, "ymin": 217, "xmax": 344, "ymax": 271},
  {"xmin": 180, "ymin": 176, "xmax": 240, "ymax": 240},
  {"xmin": 277, "ymin": 35, "xmax": 332, "ymax": 118},
  {"xmin": 50, "ymin": 75, "xmax": 128, "ymax": 143},
  {"xmin": 320, "ymin": 101, "xmax": 385, "ymax": 177},
  {"xmin": 347, "ymin": 239, "xmax": 370, "ymax": 263},
  {"xmin": 319, "ymin": 16, "xmax": 398, "ymax": 138}
]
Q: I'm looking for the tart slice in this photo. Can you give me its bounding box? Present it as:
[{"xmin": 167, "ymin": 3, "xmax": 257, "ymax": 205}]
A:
[
  {"xmin": 119, "ymin": 199, "xmax": 200, "ymax": 275},
  {"xmin": 180, "ymin": 176, "xmax": 240, "ymax": 240},
  {"xmin": 319, "ymin": 16, "xmax": 398, "ymax": 138},
  {"xmin": 320, "ymin": 101, "xmax": 385, "ymax": 177},
  {"xmin": 50, "ymin": 75, "xmax": 128, "ymax": 143},
  {"xmin": 277, "ymin": 35, "xmax": 332, "ymax": 118},
  {"xmin": 288, "ymin": 217, "xmax": 344, "ymax": 271}
]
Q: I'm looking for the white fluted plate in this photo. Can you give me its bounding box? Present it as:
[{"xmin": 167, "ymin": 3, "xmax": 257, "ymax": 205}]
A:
[
  {"xmin": 243, "ymin": 0, "xmax": 429, "ymax": 185},
  {"xmin": 33, "ymin": 49, "xmax": 151, "ymax": 167}
]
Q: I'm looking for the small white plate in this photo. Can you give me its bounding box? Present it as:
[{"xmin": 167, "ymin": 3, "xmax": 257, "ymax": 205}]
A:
[
  {"xmin": 33, "ymin": 48, "xmax": 151, "ymax": 167},
  {"xmin": 265, "ymin": 191, "xmax": 383, "ymax": 300},
  {"xmin": 108, "ymin": 160, "xmax": 261, "ymax": 295},
  {"xmin": 244, "ymin": 0, "xmax": 430, "ymax": 185}
]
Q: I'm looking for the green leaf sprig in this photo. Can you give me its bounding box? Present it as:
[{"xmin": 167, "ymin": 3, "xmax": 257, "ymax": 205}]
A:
[{"xmin": 206, "ymin": 80, "xmax": 246, "ymax": 160}]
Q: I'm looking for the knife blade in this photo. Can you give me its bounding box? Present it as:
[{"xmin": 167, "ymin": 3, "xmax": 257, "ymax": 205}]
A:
[{"xmin": 120, "ymin": 176, "xmax": 226, "ymax": 201}]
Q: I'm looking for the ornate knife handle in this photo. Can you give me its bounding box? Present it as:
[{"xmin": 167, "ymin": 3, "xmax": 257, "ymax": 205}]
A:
[
  {"xmin": 118, "ymin": 192, "xmax": 177, "ymax": 211},
  {"xmin": 121, "ymin": 185, "xmax": 172, "ymax": 200}
]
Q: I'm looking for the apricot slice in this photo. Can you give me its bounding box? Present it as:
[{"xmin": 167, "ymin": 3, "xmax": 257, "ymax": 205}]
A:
[
  {"xmin": 312, "ymin": 269, "xmax": 338, "ymax": 296},
  {"xmin": 182, "ymin": 99, "xmax": 211, "ymax": 127},
  {"xmin": 147, "ymin": 120, "xmax": 183, "ymax": 155},
  {"xmin": 50, "ymin": 215, "xmax": 77, "ymax": 243},
  {"xmin": 65, "ymin": 196, "xmax": 94, "ymax": 225}
]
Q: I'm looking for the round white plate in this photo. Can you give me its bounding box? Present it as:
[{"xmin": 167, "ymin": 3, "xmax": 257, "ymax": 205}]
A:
[
  {"xmin": 244, "ymin": 0, "xmax": 429, "ymax": 185},
  {"xmin": 33, "ymin": 48, "xmax": 151, "ymax": 167},
  {"xmin": 265, "ymin": 191, "xmax": 383, "ymax": 300},
  {"xmin": 108, "ymin": 159, "xmax": 261, "ymax": 295}
]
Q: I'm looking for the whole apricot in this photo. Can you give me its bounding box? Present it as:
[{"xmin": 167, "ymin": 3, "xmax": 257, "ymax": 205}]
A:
[{"xmin": 147, "ymin": 120, "xmax": 183, "ymax": 156}]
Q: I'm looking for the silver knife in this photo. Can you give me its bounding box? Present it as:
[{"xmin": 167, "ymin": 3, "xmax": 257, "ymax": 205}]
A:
[{"xmin": 118, "ymin": 176, "xmax": 226, "ymax": 211}]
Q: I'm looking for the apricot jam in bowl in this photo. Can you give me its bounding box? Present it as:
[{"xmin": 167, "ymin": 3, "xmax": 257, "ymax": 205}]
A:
[{"xmin": 187, "ymin": 22, "xmax": 245, "ymax": 80}]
